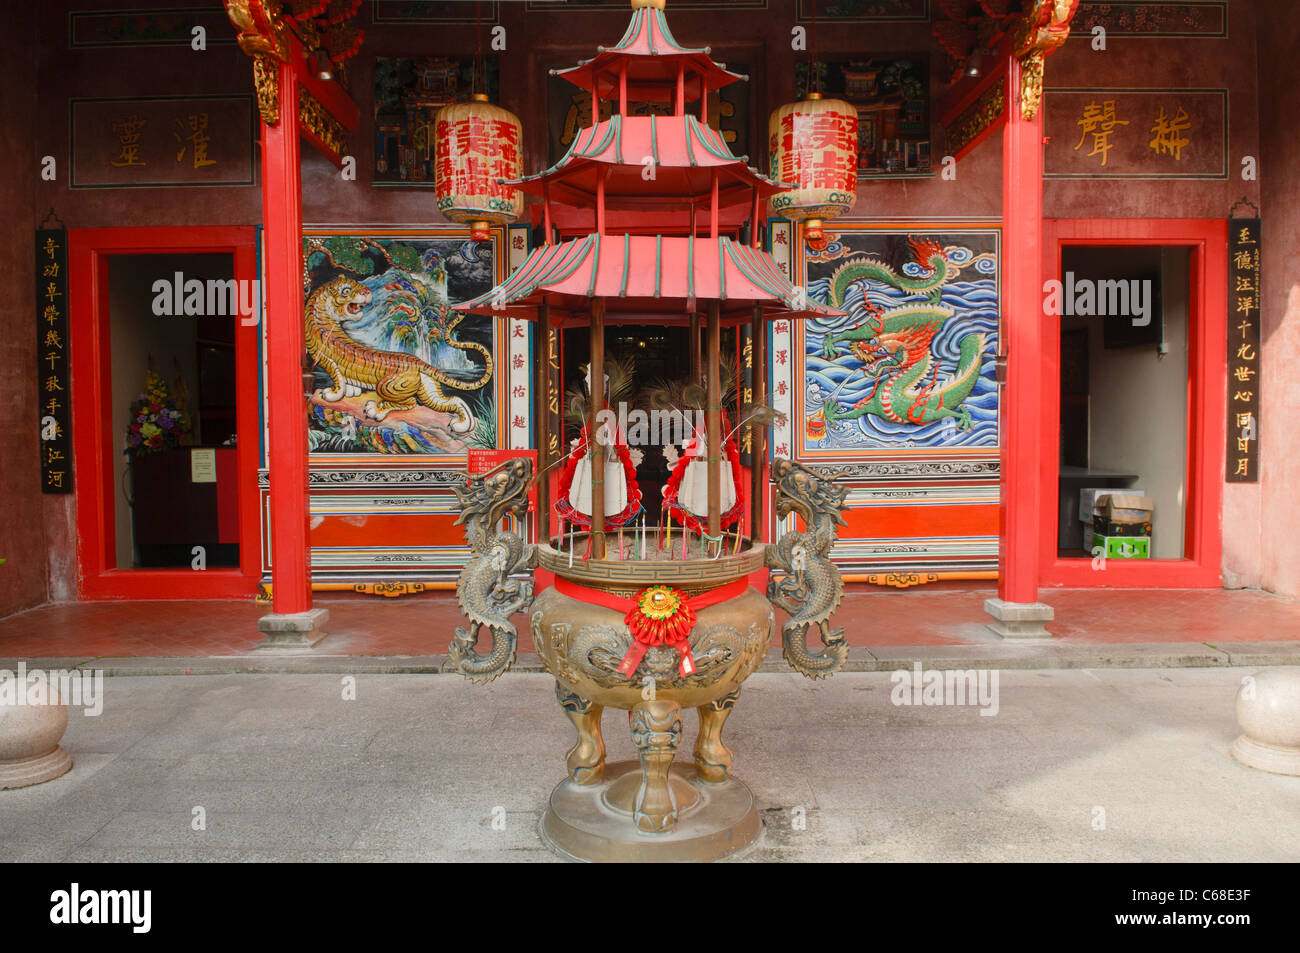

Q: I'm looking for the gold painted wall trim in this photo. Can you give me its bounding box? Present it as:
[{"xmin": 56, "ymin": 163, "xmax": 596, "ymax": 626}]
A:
[
  {"xmin": 945, "ymin": 78, "xmax": 1006, "ymax": 158},
  {"xmin": 256, "ymin": 580, "xmax": 454, "ymax": 602},
  {"xmin": 300, "ymin": 86, "xmax": 348, "ymax": 158},
  {"xmin": 845, "ymin": 571, "xmax": 999, "ymax": 589}
]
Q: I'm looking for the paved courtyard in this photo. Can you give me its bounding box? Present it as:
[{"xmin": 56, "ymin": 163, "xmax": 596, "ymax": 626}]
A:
[{"xmin": 1, "ymin": 667, "xmax": 1297, "ymax": 862}]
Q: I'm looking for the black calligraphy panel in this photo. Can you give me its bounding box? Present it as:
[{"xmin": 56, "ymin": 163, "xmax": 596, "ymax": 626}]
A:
[
  {"xmin": 1227, "ymin": 218, "xmax": 1261, "ymax": 483},
  {"xmin": 36, "ymin": 229, "xmax": 72, "ymax": 493}
]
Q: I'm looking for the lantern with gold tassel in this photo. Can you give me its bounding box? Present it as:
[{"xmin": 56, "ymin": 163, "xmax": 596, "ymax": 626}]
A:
[
  {"xmin": 434, "ymin": 93, "xmax": 524, "ymax": 242},
  {"xmin": 768, "ymin": 93, "xmax": 858, "ymax": 249}
]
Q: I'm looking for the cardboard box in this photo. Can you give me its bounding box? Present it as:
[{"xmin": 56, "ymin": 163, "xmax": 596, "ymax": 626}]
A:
[
  {"xmin": 1079, "ymin": 487, "xmax": 1145, "ymax": 523},
  {"xmin": 1093, "ymin": 514, "xmax": 1153, "ymax": 538},
  {"xmin": 1094, "ymin": 493, "xmax": 1154, "ymax": 525},
  {"xmin": 1095, "ymin": 535, "xmax": 1150, "ymax": 559}
]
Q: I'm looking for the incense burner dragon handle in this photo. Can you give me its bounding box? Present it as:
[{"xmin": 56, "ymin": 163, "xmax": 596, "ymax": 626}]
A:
[
  {"xmin": 765, "ymin": 458, "xmax": 851, "ymax": 679},
  {"xmin": 447, "ymin": 458, "xmax": 537, "ymax": 684}
]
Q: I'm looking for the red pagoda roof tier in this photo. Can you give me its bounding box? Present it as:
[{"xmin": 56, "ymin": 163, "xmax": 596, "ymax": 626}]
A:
[
  {"xmin": 504, "ymin": 115, "xmax": 789, "ymax": 215},
  {"xmin": 527, "ymin": 202, "xmax": 752, "ymax": 240},
  {"xmin": 457, "ymin": 234, "xmax": 843, "ymax": 323},
  {"xmin": 551, "ymin": 5, "xmax": 745, "ymax": 104}
]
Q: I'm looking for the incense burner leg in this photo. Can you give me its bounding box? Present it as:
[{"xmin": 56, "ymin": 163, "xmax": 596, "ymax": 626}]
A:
[
  {"xmin": 630, "ymin": 699, "xmax": 683, "ymax": 833},
  {"xmin": 694, "ymin": 687, "xmax": 740, "ymax": 783},
  {"xmin": 556, "ymin": 682, "xmax": 605, "ymax": 785}
]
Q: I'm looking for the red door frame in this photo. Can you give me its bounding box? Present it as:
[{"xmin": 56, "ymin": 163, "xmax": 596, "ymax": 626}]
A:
[
  {"xmin": 1039, "ymin": 218, "xmax": 1226, "ymax": 588},
  {"xmin": 69, "ymin": 226, "xmax": 262, "ymax": 599}
]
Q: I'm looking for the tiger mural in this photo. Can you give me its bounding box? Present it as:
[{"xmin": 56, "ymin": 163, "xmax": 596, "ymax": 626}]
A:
[{"xmin": 305, "ymin": 275, "xmax": 492, "ymax": 433}]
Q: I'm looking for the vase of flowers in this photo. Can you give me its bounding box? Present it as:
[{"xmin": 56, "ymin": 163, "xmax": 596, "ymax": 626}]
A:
[{"xmin": 125, "ymin": 370, "xmax": 191, "ymax": 457}]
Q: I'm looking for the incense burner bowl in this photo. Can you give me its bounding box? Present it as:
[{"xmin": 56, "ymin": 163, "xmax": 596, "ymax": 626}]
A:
[
  {"xmin": 532, "ymin": 539, "xmax": 769, "ymax": 712},
  {"xmin": 528, "ymin": 537, "xmax": 770, "ymax": 858}
]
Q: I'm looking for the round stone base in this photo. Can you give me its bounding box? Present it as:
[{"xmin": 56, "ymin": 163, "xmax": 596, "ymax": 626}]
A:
[
  {"xmin": 541, "ymin": 761, "xmax": 760, "ymax": 863},
  {"xmin": 1232, "ymin": 668, "xmax": 1300, "ymax": 776},
  {"xmin": 0, "ymin": 745, "xmax": 73, "ymax": 790},
  {"xmin": 1231, "ymin": 735, "xmax": 1300, "ymax": 777}
]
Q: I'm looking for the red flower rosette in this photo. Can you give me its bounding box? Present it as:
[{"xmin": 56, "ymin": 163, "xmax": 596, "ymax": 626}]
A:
[{"xmin": 618, "ymin": 585, "xmax": 697, "ymax": 678}]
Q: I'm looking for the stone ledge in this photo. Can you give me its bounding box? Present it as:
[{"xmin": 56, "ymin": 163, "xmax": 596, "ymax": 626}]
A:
[{"xmin": 7, "ymin": 642, "xmax": 1298, "ymax": 677}]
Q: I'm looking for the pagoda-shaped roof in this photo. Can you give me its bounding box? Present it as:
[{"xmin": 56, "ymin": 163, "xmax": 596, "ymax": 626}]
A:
[
  {"xmin": 505, "ymin": 114, "xmax": 790, "ymax": 212},
  {"xmin": 551, "ymin": 3, "xmax": 745, "ymax": 104},
  {"xmin": 457, "ymin": 234, "xmax": 843, "ymax": 324}
]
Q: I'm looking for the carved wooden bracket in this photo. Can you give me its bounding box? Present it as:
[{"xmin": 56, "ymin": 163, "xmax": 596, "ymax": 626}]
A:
[
  {"xmin": 223, "ymin": 0, "xmax": 361, "ymax": 164},
  {"xmin": 1012, "ymin": 0, "xmax": 1080, "ymax": 120},
  {"xmin": 225, "ymin": 1, "xmax": 291, "ymax": 125}
]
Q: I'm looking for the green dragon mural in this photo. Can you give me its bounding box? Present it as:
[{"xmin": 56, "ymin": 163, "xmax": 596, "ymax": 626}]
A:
[{"xmin": 808, "ymin": 236, "xmax": 995, "ymax": 442}]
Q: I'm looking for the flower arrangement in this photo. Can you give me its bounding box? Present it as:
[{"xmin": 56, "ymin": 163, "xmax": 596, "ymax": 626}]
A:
[{"xmin": 126, "ymin": 370, "xmax": 191, "ymax": 457}]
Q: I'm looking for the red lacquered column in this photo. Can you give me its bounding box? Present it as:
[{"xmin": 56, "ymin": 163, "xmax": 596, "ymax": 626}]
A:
[
  {"xmin": 256, "ymin": 61, "xmax": 326, "ymax": 647},
  {"xmin": 987, "ymin": 54, "xmax": 1053, "ymax": 638}
]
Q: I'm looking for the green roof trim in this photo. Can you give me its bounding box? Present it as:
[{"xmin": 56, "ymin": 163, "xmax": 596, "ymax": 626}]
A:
[
  {"xmin": 718, "ymin": 238, "xmax": 727, "ymax": 300},
  {"xmin": 587, "ymin": 233, "xmax": 602, "ymax": 299},
  {"xmin": 687, "ymin": 234, "xmax": 695, "ymax": 300},
  {"xmin": 654, "ymin": 234, "xmax": 662, "ymax": 298},
  {"xmin": 690, "ymin": 117, "xmax": 741, "ymax": 163},
  {"xmin": 620, "ymin": 233, "xmax": 630, "ymax": 297}
]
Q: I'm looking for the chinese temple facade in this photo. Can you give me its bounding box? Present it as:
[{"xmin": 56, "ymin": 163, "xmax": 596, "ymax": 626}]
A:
[{"xmin": 3, "ymin": 0, "xmax": 1298, "ymax": 640}]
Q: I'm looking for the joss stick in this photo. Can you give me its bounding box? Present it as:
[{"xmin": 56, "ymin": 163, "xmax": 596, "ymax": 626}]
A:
[
  {"xmin": 667, "ymin": 513, "xmax": 672, "ymax": 552},
  {"xmin": 619, "ymin": 526, "xmax": 625, "ymax": 560},
  {"xmin": 681, "ymin": 523, "xmax": 688, "ymax": 560},
  {"xmin": 568, "ymin": 521, "xmax": 574, "ymax": 568},
  {"xmin": 640, "ymin": 515, "xmax": 646, "ymax": 560}
]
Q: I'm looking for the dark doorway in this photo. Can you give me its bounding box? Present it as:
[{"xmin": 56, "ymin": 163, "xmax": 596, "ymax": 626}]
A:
[
  {"xmin": 1056, "ymin": 245, "xmax": 1190, "ymax": 560},
  {"xmin": 109, "ymin": 253, "xmax": 241, "ymax": 569}
]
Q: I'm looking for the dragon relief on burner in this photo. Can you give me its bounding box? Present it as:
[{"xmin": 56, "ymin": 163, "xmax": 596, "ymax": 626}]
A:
[
  {"xmin": 765, "ymin": 458, "xmax": 852, "ymax": 679},
  {"xmin": 445, "ymin": 457, "xmax": 537, "ymax": 684}
]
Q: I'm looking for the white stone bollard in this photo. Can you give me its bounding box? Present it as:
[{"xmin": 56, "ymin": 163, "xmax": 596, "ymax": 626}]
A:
[
  {"xmin": 0, "ymin": 701, "xmax": 73, "ymax": 789},
  {"xmin": 1231, "ymin": 668, "xmax": 1300, "ymax": 776}
]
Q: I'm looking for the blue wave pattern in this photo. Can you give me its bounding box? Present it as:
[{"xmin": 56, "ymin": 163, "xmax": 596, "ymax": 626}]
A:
[{"xmin": 804, "ymin": 250, "xmax": 1000, "ymax": 451}]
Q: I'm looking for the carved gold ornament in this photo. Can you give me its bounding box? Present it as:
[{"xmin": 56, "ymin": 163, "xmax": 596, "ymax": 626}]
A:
[
  {"xmin": 946, "ymin": 78, "xmax": 1006, "ymax": 157},
  {"xmin": 224, "ymin": 0, "xmax": 291, "ymax": 60},
  {"xmin": 299, "ymin": 86, "xmax": 347, "ymax": 158},
  {"xmin": 353, "ymin": 582, "xmax": 428, "ymax": 598},
  {"xmin": 1012, "ymin": 0, "xmax": 1079, "ymax": 120},
  {"xmin": 252, "ymin": 54, "xmax": 279, "ymax": 125}
]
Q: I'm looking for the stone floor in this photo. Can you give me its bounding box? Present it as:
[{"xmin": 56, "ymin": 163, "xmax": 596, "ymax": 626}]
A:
[
  {"xmin": 2, "ymin": 668, "xmax": 1298, "ymax": 862},
  {"xmin": 2, "ymin": 586, "xmax": 1299, "ymax": 659}
]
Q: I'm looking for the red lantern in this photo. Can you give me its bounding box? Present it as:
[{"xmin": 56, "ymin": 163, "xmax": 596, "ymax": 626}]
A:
[
  {"xmin": 768, "ymin": 93, "xmax": 858, "ymax": 249},
  {"xmin": 434, "ymin": 93, "xmax": 524, "ymax": 242}
]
